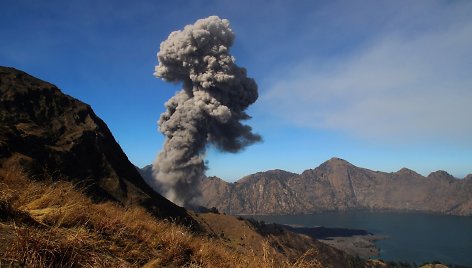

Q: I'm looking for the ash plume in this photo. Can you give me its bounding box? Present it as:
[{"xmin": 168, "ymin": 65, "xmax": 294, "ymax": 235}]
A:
[{"xmin": 152, "ymin": 16, "xmax": 261, "ymax": 207}]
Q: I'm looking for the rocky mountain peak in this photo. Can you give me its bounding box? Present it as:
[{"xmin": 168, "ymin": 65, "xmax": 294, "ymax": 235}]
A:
[
  {"xmin": 394, "ymin": 168, "xmax": 422, "ymax": 177},
  {"xmin": 325, "ymin": 157, "xmax": 352, "ymax": 166},
  {"xmin": 321, "ymin": 157, "xmax": 355, "ymax": 169},
  {"xmin": 236, "ymin": 169, "xmax": 297, "ymax": 184},
  {"xmin": 0, "ymin": 66, "xmax": 192, "ymax": 223},
  {"xmin": 427, "ymin": 170, "xmax": 455, "ymax": 180},
  {"xmin": 310, "ymin": 157, "xmax": 356, "ymax": 176}
]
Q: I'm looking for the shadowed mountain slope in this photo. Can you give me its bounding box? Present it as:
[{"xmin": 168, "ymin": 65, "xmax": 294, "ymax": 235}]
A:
[{"xmin": 0, "ymin": 66, "xmax": 191, "ymax": 222}]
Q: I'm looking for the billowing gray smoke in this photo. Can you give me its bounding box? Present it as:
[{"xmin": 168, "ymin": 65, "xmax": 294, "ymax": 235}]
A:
[{"xmin": 152, "ymin": 16, "xmax": 261, "ymax": 207}]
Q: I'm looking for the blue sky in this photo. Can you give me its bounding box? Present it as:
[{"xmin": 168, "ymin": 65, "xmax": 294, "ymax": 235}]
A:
[{"xmin": 1, "ymin": 0, "xmax": 471, "ymax": 180}]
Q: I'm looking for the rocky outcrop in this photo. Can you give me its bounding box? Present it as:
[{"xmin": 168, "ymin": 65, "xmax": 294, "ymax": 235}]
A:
[
  {"xmin": 0, "ymin": 67, "xmax": 191, "ymax": 222},
  {"xmin": 147, "ymin": 158, "xmax": 472, "ymax": 216},
  {"xmin": 214, "ymin": 170, "xmax": 300, "ymax": 214}
]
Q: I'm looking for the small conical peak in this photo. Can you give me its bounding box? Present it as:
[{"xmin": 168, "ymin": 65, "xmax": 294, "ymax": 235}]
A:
[
  {"xmin": 323, "ymin": 157, "xmax": 354, "ymax": 167},
  {"xmin": 141, "ymin": 164, "xmax": 153, "ymax": 170},
  {"xmin": 427, "ymin": 170, "xmax": 455, "ymax": 180},
  {"xmin": 395, "ymin": 168, "xmax": 421, "ymax": 177},
  {"xmin": 311, "ymin": 157, "xmax": 356, "ymax": 175},
  {"xmin": 236, "ymin": 169, "xmax": 296, "ymax": 184}
]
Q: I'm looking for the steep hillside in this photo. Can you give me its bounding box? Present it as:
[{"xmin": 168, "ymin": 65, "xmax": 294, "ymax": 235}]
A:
[
  {"xmin": 0, "ymin": 66, "xmax": 190, "ymax": 222},
  {"xmin": 142, "ymin": 158, "xmax": 472, "ymax": 215},
  {"xmin": 210, "ymin": 170, "xmax": 301, "ymax": 214},
  {"xmin": 1, "ymin": 165, "xmax": 368, "ymax": 267}
]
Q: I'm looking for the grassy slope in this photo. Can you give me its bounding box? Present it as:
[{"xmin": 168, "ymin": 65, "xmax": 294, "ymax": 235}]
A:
[{"xmin": 1, "ymin": 164, "xmax": 372, "ymax": 267}]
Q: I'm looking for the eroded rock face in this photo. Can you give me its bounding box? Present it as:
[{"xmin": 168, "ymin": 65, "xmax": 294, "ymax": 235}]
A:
[
  {"xmin": 0, "ymin": 67, "xmax": 191, "ymax": 222},
  {"xmin": 141, "ymin": 157, "xmax": 472, "ymax": 216}
]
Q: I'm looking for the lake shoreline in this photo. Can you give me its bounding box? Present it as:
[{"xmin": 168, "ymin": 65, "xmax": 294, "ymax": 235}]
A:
[
  {"xmin": 281, "ymin": 224, "xmax": 388, "ymax": 258},
  {"xmin": 245, "ymin": 212, "xmax": 472, "ymax": 266},
  {"xmin": 235, "ymin": 208, "xmax": 471, "ymax": 217},
  {"xmin": 319, "ymin": 234, "xmax": 388, "ymax": 258}
]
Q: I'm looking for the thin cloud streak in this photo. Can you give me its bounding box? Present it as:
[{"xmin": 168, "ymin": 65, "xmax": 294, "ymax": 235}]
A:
[{"xmin": 263, "ymin": 13, "xmax": 472, "ymax": 145}]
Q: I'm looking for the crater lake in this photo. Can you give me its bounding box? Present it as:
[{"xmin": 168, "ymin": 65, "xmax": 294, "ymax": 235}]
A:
[{"xmin": 248, "ymin": 211, "xmax": 472, "ymax": 266}]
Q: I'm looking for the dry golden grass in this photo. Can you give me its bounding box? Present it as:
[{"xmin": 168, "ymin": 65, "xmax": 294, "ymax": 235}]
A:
[{"xmin": 0, "ymin": 165, "xmax": 325, "ymax": 268}]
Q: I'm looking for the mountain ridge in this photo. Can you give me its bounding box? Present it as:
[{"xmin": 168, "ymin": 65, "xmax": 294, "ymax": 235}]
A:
[{"xmin": 139, "ymin": 157, "xmax": 472, "ymax": 216}]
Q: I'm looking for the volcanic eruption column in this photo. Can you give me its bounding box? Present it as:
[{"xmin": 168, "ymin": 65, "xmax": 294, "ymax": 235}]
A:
[{"xmin": 152, "ymin": 16, "xmax": 261, "ymax": 207}]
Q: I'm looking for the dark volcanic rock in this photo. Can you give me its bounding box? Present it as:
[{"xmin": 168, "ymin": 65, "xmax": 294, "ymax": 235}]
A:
[{"xmin": 0, "ymin": 66, "xmax": 192, "ymax": 222}]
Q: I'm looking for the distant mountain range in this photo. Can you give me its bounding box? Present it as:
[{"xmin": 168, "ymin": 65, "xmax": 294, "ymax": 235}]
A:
[{"xmin": 139, "ymin": 158, "xmax": 472, "ymax": 216}]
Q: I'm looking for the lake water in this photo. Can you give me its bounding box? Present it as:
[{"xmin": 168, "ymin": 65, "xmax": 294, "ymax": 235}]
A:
[{"xmin": 248, "ymin": 212, "xmax": 472, "ymax": 266}]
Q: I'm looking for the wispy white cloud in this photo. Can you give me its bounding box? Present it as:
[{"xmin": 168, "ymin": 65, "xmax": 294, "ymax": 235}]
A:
[{"xmin": 262, "ymin": 4, "xmax": 472, "ymax": 145}]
